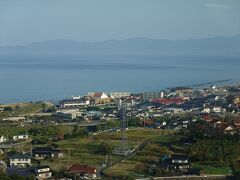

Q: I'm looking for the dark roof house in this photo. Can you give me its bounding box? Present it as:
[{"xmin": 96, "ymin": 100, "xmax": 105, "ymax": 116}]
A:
[{"xmin": 32, "ymin": 146, "xmax": 63, "ymax": 159}]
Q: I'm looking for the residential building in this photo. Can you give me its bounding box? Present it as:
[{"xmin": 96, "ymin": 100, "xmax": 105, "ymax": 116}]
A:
[
  {"xmin": 32, "ymin": 147, "xmax": 63, "ymax": 159},
  {"xmin": 56, "ymin": 108, "xmax": 81, "ymax": 120},
  {"xmin": 59, "ymin": 98, "xmax": 90, "ymax": 108},
  {"xmin": 143, "ymin": 92, "xmax": 164, "ymax": 100},
  {"xmin": 160, "ymin": 154, "xmax": 190, "ymax": 172},
  {"xmin": 0, "ymin": 135, "xmax": 7, "ymax": 143},
  {"xmin": 10, "ymin": 154, "xmax": 31, "ymax": 167},
  {"xmin": 91, "ymin": 92, "xmax": 108, "ymax": 99},
  {"xmin": 171, "ymin": 154, "xmax": 190, "ymax": 170},
  {"xmin": 151, "ymin": 98, "xmax": 185, "ymax": 105},
  {"xmin": 34, "ymin": 166, "xmax": 52, "ymax": 179},
  {"xmin": 171, "ymin": 87, "xmax": 192, "ymax": 95},
  {"xmin": 13, "ymin": 134, "xmax": 29, "ymax": 141},
  {"xmin": 91, "ymin": 92, "xmax": 112, "ymax": 104},
  {"xmin": 202, "ymin": 107, "xmax": 211, "ymax": 113},
  {"xmin": 67, "ymin": 164, "xmax": 97, "ymax": 179},
  {"xmin": 212, "ymin": 106, "xmax": 224, "ymax": 113},
  {"xmin": 110, "ymin": 92, "xmax": 130, "ymax": 99}
]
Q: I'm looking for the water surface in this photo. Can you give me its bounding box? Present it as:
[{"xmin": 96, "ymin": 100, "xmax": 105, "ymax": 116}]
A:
[{"xmin": 0, "ymin": 54, "xmax": 239, "ymax": 103}]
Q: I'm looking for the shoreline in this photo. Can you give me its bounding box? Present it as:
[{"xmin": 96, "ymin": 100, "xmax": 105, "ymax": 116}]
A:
[{"xmin": 1, "ymin": 80, "xmax": 239, "ymax": 105}]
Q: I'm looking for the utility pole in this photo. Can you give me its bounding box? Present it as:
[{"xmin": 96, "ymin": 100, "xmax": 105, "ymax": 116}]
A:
[
  {"xmin": 68, "ymin": 148, "xmax": 70, "ymax": 165},
  {"xmin": 30, "ymin": 144, "xmax": 32, "ymax": 157},
  {"xmin": 110, "ymin": 155, "xmax": 112, "ymax": 166}
]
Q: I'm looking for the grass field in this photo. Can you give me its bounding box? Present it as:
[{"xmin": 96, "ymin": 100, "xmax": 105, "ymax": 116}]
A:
[
  {"xmin": 0, "ymin": 101, "xmax": 54, "ymax": 115},
  {"xmin": 51, "ymin": 128, "xmax": 173, "ymax": 172},
  {"xmin": 104, "ymin": 133, "xmax": 176, "ymax": 179},
  {"xmin": 192, "ymin": 163, "xmax": 232, "ymax": 175}
]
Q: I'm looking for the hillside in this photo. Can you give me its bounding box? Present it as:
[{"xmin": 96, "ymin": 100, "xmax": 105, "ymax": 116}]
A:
[{"xmin": 0, "ymin": 35, "xmax": 240, "ymax": 55}]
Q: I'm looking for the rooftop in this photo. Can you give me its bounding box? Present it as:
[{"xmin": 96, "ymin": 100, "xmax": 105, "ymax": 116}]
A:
[{"xmin": 68, "ymin": 164, "xmax": 96, "ymax": 174}]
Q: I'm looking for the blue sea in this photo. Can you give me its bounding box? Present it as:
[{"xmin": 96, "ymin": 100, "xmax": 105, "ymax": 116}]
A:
[{"xmin": 0, "ymin": 54, "xmax": 239, "ymax": 103}]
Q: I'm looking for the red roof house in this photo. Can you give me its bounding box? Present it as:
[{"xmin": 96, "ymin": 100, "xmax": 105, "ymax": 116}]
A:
[
  {"xmin": 68, "ymin": 164, "xmax": 97, "ymax": 179},
  {"xmin": 202, "ymin": 115, "xmax": 213, "ymax": 122}
]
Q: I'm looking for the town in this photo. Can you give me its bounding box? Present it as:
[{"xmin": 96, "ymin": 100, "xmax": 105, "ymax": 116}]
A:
[{"xmin": 0, "ymin": 83, "xmax": 240, "ymax": 180}]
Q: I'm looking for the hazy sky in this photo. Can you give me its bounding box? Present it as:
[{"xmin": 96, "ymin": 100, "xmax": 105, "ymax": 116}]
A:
[{"xmin": 0, "ymin": 0, "xmax": 240, "ymax": 45}]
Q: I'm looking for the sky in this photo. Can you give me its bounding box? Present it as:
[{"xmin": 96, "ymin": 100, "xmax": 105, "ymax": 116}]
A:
[{"xmin": 0, "ymin": 0, "xmax": 240, "ymax": 45}]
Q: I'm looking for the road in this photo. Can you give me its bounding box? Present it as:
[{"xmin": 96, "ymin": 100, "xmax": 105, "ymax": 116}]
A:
[{"xmin": 136, "ymin": 174, "xmax": 230, "ymax": 180}]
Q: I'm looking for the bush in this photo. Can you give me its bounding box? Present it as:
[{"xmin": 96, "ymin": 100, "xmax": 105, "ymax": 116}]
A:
[{"xmin": 88, "ymin": 142, "xmax": 113, "ymax": 155}]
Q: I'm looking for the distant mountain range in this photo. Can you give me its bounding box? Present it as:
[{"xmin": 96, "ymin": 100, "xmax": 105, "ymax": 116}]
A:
[{"xmin": 1, "ymin": 35, "xmax": 240, "ymax": 55}]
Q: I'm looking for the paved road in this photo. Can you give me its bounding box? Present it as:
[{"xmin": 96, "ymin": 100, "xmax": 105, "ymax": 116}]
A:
[{"xmin": 136, "ymin": 174, "xmax": 229, "ymax": 180}]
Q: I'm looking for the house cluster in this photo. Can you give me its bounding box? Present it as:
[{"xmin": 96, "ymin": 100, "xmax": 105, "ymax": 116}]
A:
[
  {"xmin": 6, "ymin": 153, "xmax": 52, "ymax": 179},
  {"xmin": 1, "ymin": 146, "xmax": 64, "ymax": 179},
  {"xmin": 56, "ymin": 92, "xmax": 135, "ymax": 121},
  {"xmin": 4, "ymin": 146, "xmax": 98, "ymax": 179},
  {"xmin": 59, "ymin": 92, "xmax": 131, "ymax": 108},
  {"xmin": 0, "ymin": 134, "xmax": 29, "ymax": 145},
  {"xmin": 200, "ymin": 114, "xmax": 240, "ymax": 136}
]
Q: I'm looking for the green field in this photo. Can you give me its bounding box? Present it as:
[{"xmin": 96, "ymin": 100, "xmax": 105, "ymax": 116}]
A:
[
  {"xmin": 49, "ymin": 128, "xmax": 173, "ymax": 171},
  {"xmin": 104, "ymin": 134, "xmax": 176, "ymax": 179},
  {"xmin": 0, "ymin": 101, "xmax": 54, "ymax": 115},
  {"xmin": 192, "ymin": 163, "xmax": 232, "ymax": 175}
]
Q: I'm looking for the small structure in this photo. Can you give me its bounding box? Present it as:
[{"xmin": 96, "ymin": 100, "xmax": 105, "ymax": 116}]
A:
[
  {"xmin": 171, "ymin": 154, "xmax": 190, "ymax": 170},
  {"xmin": 13, "ymin": 134, "xmax": 29, "ymax": 141},
  {"xmin": 32, "ymin": 147, "xmax": 63, "ymax": 159},
  {"xmin": 56, "ymin": 108, "xmax": 81, "ymax": 120},
  {"xmin": 34, "ymin": 165, "xmax": 52, "ymax": 179},
  {"xmin": 110, "ymin": 92, "xmax": 130, "ymax": 99},
  {"xmin": 90, "ymin": 92, "xmax": 112, "ymax": 105},
  {"xmin": 160, "ymin": 154, "xmax": 191, "ymax": 173},
  {"xmin": 10, "ymin": 154, "xmax": 31, "ymax": 168},
  {"xmin": 143, "ymin": 92, "xmax": 164, "ymax": 100},
  {"xmin": 67, "ymin": 164, "xmax": 97, "ymax": 179},
  {"xmin": 0, "ymin": 135, "xmax": 7, "ymax": 143},
  {"xmin": 171, "ymin": 87, "xmax": 192, "ymax": 95},
  {"xmin": 86, "ymin": 110, "xmax": 102, "ymax": 120},
  {"xmin": 59, "ymin": 98, "xmax": 90, "ymax": 108},
  {"xmin": 3, "ymin": 116, "xmax": 26, "ymax": 122}
]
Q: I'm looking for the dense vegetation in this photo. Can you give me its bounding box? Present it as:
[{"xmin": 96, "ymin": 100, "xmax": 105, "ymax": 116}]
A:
[{"xmin": 184, "ymin": 123, "xmax": 240, "ymax": 177}]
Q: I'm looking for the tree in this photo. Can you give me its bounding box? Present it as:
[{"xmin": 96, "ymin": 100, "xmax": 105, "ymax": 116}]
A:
[
  {"xmin": 41, "ymin": 103, "xmax": 47, "ymax": 109},
  {"xmin": 71, "ymin": 125, "xmax": 88, "ymax": 138},
  {"xmin": 4, "ymin": 106, "xmax": 13, "ymax": 112},
  {"xmin": 88, "ymin": 142, "xmax": 112, "ymax": 155}
]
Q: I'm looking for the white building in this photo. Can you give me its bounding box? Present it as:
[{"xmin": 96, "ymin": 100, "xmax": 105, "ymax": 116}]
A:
[
  {"xmin": 212, "ymin": 106, "xmax": 225, "ymax": 113},
  {"xmin": 92, "ymin": 92, "xmax": 109, "ymax": 99},
  {"xmin": 3, "ymin": 116, "xmax": 26, "ymax": 122},
  {"xmin": 72, "ymin": 96, "xmax": 81, "ymax": 99},
  {"xmin": 0, "ymin": 136, "xmax": 7, "ymax": 143},
  {"xmin": 56, "ymin": 109, "xmax": 81, "ymax": 120},
  {"xmin": 202, "ymin": 107, "xmax": 211, "ymax": 113},
  {"xmin": 110, "ymin": 92, "xmax": 130, "ymax": 99},
  {"xmin": 10, "ymin": 154, "xmax": 31, "ymax": 167},
  {"xmin": 13, "ymin": 134, "xmax": 29, "ymax": 141},
  {"xmin": 59, "ymin": 98, "xmax": 90, "ymax": 108},
  {"xmin": 34, "ymin": 166, "xmax": 52, "ymax": 179}
]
